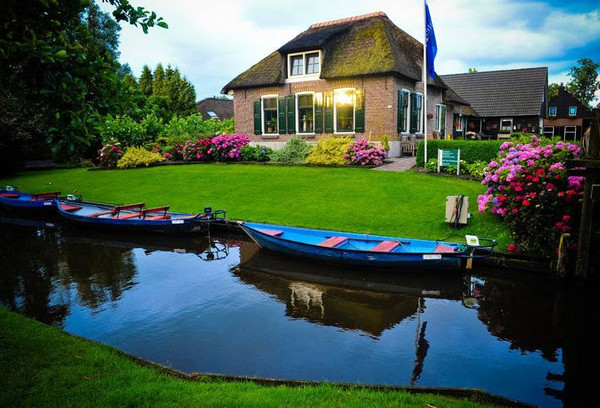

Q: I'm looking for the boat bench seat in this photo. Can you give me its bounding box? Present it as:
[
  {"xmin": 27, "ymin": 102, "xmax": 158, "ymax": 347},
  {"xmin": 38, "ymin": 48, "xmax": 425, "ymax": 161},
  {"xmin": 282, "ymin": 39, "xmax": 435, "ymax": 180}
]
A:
[
  {"xmin": 145, "ymin": 214, "xmax": 171, "ymax": 221},
  {"xmin": 372, "ymin": 240, "xmax": 400, "ymax": 252},
  {"xmin": 433, "ymin": 244, "xmax": 456, "ymax": 253},
  {"xmin": 60, "ymin": 203, "xmax": 82, "ymax": 212},
  {"xmin": 318, "ymin": 236, "xmax": 349, "ymax": 248},
  {"xmin": 89, "ymin": 210, "xmax": 115, "ymax": 217},
  {"xmin": 0, "ymin": 193, "xmax": 20, "ymax": 199},
  {"xmin": 142, "ymin": 206, "xmax": 169, "ymax": 217},
  {"xmin": 115, "ymin": 212, "xmax": 142, "ymax": 220},
  {"xmin": 257, "ymin": 229, "xmax": 284, "ymax": 237},
  {"xmin": 32, "ymin": 191, "xmax": 61, "ymax": 200}
]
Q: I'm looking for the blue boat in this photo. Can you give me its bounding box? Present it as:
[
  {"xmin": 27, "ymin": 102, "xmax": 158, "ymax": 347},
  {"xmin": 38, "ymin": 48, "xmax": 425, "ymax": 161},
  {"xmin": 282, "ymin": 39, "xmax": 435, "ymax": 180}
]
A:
[
  {"xmin": 0, "ymin": 187, "xmax": 60, "ymax": 211},
  {"xmin": 56, "ymin": 199, "xmax": 226, "ymax": 233},
  {"xmin": 239, "ymin": 222, "xmax": 496, "ymax": 271}
]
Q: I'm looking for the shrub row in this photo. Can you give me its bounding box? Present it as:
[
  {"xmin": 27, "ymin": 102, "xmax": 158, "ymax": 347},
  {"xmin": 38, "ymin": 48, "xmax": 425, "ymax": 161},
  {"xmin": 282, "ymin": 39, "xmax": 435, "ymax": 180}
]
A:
[{"xmin": 416, "ymin": 140, "xmax": 504, "ymax": 167}]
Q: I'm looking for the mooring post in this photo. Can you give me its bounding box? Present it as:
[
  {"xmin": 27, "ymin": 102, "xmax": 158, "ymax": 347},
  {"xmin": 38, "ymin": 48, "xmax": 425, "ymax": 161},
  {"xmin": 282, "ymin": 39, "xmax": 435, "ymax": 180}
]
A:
[{"xmin": 575, "ymin": 109, "xmax": 600, "ymax": 279}]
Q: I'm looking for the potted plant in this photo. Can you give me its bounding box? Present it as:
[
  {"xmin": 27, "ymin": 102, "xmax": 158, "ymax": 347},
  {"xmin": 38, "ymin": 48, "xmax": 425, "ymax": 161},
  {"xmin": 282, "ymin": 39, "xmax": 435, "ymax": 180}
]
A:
[{"xmin": 267, "ymin": 117, "xmax": 277, "ymax": 133}]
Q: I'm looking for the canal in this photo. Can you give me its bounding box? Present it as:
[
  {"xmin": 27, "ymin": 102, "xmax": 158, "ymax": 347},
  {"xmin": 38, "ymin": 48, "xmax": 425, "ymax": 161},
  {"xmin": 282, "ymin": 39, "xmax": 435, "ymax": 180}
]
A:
[{"xmin": 0, "ymin": 214, "xmax": 597, "ymax": 407}]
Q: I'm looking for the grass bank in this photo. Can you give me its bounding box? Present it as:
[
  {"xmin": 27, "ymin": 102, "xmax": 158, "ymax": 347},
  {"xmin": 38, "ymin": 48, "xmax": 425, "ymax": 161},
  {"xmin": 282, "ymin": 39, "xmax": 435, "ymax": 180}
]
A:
[
  {"xmin": 0, "ymin": 307, "xmax": 507, "ymax": 407},
  {"xmin": 0, "ymin": 164, "xmax": 510, "ymax": 247}
]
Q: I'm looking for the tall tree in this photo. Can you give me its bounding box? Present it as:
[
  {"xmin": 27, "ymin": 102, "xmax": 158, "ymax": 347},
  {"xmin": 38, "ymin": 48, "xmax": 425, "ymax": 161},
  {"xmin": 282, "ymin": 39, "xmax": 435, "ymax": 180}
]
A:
[
  {"xmin": 566, "ymin": 58, "xmax": 600, "ymax": 108},
  {"xmin": 139, "ymin": 65, "xmax": 153, "ymax": 96},
  {"xmin": 548, "ymin": 83, "xmax": 561, "ymax": 100}
]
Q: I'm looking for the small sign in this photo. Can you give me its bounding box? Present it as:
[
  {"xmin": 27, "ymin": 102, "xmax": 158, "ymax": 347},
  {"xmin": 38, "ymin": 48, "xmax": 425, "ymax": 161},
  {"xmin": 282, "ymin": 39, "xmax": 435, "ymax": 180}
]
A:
[
  {"xmin": 465, "ymin": 235, "xmax": 480, "ymax": 246},
  {"xmin": 171, "ymin": 220, "xmax": 184, "ymax": 224},
  {"xmin": 43, "ymin": 201, "xmax": 53, "ymax": 206},
  {"xmin": 437, "ymin": 149, "xmax": 461, "ymax": 175},
  {"xmin": 423, "ymin": 254, "xmax": 442, "ymax": 260}
]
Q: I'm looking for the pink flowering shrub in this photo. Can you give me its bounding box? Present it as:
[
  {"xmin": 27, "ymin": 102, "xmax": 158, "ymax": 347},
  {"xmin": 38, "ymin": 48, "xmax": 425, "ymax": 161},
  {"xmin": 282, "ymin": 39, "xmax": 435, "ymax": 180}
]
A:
[
  {"xmin": 181, "ymin": 138, "xmax": 214, "ymax": 161},
  {"xmin": 345, "ymin": 140, "xmax": 387, "ymax": 166},
  {"xmin": 97, "ymin": 140, "xmax": 123, "ymax": 169},
  {"xmin": 211, "ymin": 133, "xmax": 250, "ymax": 161},
  {"xmin": 477, "ymin": 136, "xmax": 584, "ymax": 255}
]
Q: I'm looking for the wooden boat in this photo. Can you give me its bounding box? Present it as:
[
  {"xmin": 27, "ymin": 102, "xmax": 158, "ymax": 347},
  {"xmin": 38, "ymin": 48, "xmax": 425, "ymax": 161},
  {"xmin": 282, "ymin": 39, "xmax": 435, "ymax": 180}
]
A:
[
  {"xmin": 239, "ymin": 222, "xmax": 497, "ymax": 271},
  {"xmin": 56, "ymin": 199, "xmax": 226, "ymax": 233},
  {"xmin": 0, "ymin": 188, "xmax": 60, "ymax": 211}
]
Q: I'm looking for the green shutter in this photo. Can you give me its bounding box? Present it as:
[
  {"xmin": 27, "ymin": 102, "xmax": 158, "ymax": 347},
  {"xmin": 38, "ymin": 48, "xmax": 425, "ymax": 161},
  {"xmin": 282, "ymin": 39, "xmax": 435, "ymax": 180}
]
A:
[
  {"xmin": 324, "ymin": 92, "xmax": 333, "ymax": 133},
  {"xmin": 278, "ymin": 97, "xmax": 287, "ymax": 134},
  {"xmin": 410, "ymin": 93, "xmax": 418, "ymax": 133},
  {"xmin": 286, "ymin": 95, "xmax": 295, "ymax": 134},
  {"xmin": 314, "ymin": 92, "xmax": 323, "ymax": 133},
  {"xmin": 253, "ymin": 99, "xmax": 261, "ymax": 135},
  {"xmin": 355, "ymin": 89, "xmax": 365, "ymax": 133},
  {"xmin": 397, "ymin": 91, "xmax": 404, "ymax": 133}
]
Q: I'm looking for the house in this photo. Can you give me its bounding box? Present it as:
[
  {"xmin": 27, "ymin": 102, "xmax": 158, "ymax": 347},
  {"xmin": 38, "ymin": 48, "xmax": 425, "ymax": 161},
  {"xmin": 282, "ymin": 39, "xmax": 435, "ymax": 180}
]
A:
[
  {"xmin": 440, "ymin": 67, "xmax": 548, "ymax": 138},
  {"xmin": 221, "ymin": 11, "xmax": 459, "ymax": 157},
  {"xmin": 196, "ymin": 97, "xmax": 234, "ymax": 121},
  {"xmin": 543, "ymin": 86, "xmax": 592, "ymax": 140}
]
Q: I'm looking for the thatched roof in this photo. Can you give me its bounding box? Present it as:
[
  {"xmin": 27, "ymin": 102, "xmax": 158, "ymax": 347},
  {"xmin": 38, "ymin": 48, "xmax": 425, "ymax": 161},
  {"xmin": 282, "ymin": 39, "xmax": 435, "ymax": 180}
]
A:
[
  {"xmin": 441, "ymin": 67, "xmax": 548, "ymax": 117},
  {"xmin": 222, "ymin": 12, "xmax": 447, "ymax": 93}
]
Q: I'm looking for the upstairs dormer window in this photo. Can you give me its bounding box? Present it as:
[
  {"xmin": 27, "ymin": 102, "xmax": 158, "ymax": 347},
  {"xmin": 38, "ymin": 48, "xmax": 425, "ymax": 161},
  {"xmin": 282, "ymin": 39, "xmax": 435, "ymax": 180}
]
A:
[
  {"xmin": 569, "ymin": 106, "xmax": 577, "ymax": 117},
  {"xmin": 288, "ymin": 51, "xmax": 321, "ymax": 79}
]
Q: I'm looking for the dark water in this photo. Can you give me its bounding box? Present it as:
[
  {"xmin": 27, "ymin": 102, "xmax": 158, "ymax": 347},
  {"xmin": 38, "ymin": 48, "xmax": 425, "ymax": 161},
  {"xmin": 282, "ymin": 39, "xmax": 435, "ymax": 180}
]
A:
[{"xmin": 1, "ymin": 214, "xmax": 598, "ymax": 408}]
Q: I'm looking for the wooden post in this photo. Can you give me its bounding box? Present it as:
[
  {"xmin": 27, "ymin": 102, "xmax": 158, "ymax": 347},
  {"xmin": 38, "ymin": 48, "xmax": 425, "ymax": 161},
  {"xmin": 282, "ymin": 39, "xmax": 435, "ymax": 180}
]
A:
[
  {"xmin": 556, "ymin": 233, "xmax": 571, "ymax": 279},
  {"xmin": 575, "ymin": 109, "xmax": 600, "ymax": 279}
]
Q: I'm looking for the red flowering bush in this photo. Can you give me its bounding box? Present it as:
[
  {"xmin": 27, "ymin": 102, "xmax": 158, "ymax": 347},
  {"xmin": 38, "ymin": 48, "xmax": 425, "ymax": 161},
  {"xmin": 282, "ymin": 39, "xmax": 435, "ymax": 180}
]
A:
[
  {"xmin": 181, "ymin": 138, "xmax": 214, "ymax": 161},
  {"xmin": 345, "ymin": 140, "xmax": 387, "ymax": 166},
  {"xmin": 211, "ymin": 133, "xmax": 250, "ymax": 161},
  {"xmin": 97, "ymin": 140, "xmax": 123, "ymax": 169},
  {"xmin": 477, "ymin": 136, "xmax": 584, "ymax": 255}
]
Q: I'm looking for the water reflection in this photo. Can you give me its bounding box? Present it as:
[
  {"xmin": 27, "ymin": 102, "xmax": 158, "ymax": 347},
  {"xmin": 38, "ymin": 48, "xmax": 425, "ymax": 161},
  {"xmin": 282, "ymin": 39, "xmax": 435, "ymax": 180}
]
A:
[{"xmin": 1, "ymin": 213, "xmax": 598, "ymax": 407}]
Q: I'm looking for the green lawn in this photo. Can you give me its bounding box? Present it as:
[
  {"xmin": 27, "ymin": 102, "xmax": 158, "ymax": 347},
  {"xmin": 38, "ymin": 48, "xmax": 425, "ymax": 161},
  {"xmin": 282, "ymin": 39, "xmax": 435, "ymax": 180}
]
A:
[
  {"xmin": 0, "ymin": 308, "xmax": 505, "ymax": 407},
  {"xmin": 0, "ymin": 164, "xmax": 511, "ymax": 247}
]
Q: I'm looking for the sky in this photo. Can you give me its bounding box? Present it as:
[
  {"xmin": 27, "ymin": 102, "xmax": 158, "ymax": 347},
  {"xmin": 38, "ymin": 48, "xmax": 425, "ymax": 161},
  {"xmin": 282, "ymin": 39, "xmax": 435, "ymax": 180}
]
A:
[{"xmin": 101, "ymin": 0, "xmax": 600, "ymax": 102}]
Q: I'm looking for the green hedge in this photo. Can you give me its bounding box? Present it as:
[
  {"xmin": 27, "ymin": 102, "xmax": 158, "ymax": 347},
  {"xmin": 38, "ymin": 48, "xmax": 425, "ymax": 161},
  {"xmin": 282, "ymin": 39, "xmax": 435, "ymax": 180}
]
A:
[{"xmin": 416, "ymin": 140, "xmax": 504, "ymax": 166}]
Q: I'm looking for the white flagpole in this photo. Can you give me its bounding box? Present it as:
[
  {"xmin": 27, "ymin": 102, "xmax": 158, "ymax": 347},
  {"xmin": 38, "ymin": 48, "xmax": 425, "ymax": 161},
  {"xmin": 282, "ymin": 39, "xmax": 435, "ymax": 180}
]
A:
[{"xmin": 423, "ymin": 0, "xmax": 428, "ymax": 166}]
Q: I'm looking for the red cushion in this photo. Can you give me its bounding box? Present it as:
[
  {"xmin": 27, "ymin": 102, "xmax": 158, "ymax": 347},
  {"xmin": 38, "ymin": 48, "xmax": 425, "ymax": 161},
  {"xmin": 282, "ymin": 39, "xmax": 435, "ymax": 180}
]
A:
[
  {"xmin": 318, "ymin": 236, "xmax": 348, "ymax": 248},
  {"xmin": 257, "ymin": 229, "xmax": 284, "ymax": 237},
  {"xmin": 434, "ymin": 244, "xmax": 456, "ymax": 253},
  {"xmin": 60, "ymin": 203, "xmax": 82, "ymax": 212},
  {"xmin": 115, "ymin": 212, "xmax": 142, "ymax": 220},
  {"xmin": 372, "ymin": 240, "xmax": 400, "ymax": 252},
  {"xmin": 145, "ymin": 215, "xmax": 171, "ymax": 220},
  {"xmin": 1, "ymin": 193, "xmax": 20, "ymax": 198}
]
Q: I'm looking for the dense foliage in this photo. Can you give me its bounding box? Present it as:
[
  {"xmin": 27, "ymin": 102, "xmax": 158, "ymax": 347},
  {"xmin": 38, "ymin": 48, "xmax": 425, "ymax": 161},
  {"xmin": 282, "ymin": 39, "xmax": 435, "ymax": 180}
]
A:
[
  {"xmin": 477, "ymin": 136, "xmax": 584, "ymax": 255},
  {"xmin": 417, "ymin": 140, "xmax": 504, "ymax": 167},
  {"xmin": 97, "ymin": 140, "xmax": 123, "ymax": 169},
  {"xmin": 117, "ymin": 147, "xmax": 164, "ymax": 169},
  {"xmin": 306, "ymin": 137, "xmax": 353, "ymax": 165},
  {"xmin": 270, "ymin": 137, "xmax": 312, "ymax": 164},
  {"xmin": 345, "ymin": 140, "xmax": 386, "ymax": 166}
]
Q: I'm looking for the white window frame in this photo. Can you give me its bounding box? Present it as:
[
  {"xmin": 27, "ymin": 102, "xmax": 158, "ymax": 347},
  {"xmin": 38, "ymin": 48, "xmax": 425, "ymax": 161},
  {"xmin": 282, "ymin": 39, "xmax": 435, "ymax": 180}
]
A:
[
  {"xmin": 261, "ymin": 94, "xmax": 279, "ymax": 136},
  {"xmin": 400, "ymin": 89, "xmax": 410, "ymax": 134},
  {"xmin": 455, "ymin": 113, "xmax": 463, "ymax": 132},
  {"xmin": 333, "ymin": 88, "xmax": 356, "ymax": 135},
  {"xmin": 287, "ymin": 50, "xmax": 321, "ymax": 82},
  {"xmin": 549, "ymin": 106, "xmax": 557, "ymax": 117},
  {"xmin": 543, "ymin": 126, "xmax": 554, "ymax": 137},
  {"xmin": 568, "ymin": 106, "xmax": 577, "ymax": 117},
  {"xmin": 564, "ymin": 125, "xmax": 577, "ymax": 141},
  {"xmin": 434, "ymin": 103, "xmax": 446, "ymax": 133},
  {"xmin": 414, "ymin": 93, "xmax": 424, "ymax": 133},
  {"xmin": 500, "ymin": 118, "xmax": 513, "ymax": 133},
  {"xmin": 296, "ymin": 91, "xmax": 316, "ymax": 135}
]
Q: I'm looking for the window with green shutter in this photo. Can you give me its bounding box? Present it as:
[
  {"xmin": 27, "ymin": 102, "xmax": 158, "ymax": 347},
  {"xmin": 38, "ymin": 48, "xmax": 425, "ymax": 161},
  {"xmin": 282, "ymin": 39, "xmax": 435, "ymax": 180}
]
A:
[
  {"xmin": 314, "ymin": 92, "xmax": 323, "ymax": 133},
  {"xmin": 324, "ymin": 92, "xmax": 333, "ymax": 133},
  {"xmin": 410, "ymin": 93, "xmax": 418, "ymax": 133},
  {"xmin": 355, "ymin": 89, "xmax": 364, "ymax": 133},
  {"xmin": 278, "ymin": 97, "xmax": 287, "ymax": 134},
  {"xmin": 286, "ymin": 95, "xmax": 295, "ymax": 134},
  {"xmin": 398, "ymin": 89, "xmax": 409, "ymax": 133},
  {"xmin": 253, "ymin": 99, "xmax": 261, "ymax": 135}
]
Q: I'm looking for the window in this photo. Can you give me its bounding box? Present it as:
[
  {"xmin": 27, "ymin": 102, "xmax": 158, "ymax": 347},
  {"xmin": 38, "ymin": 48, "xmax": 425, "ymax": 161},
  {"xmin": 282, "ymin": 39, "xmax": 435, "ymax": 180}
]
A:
[
  {"xmin": 262, "ymin": 96, "xmax": 278, "ymax": 134},
  {"xmin": 543, "ymin": 126, "xmax": 554, "ymax": 137},
  {"xmin": 398, "ymin": 89, "xmax": 410, "ymax": 133},
  {"xmin": 207, "ymin": 110, "xmax": 218, "ymax": 119},
  {"xmin": 454, "ymin": 114, "xmax": 463, "ymax": 132},
  {"xmin": 334, "ymin": 88, "xmax": 355, "ymax": 133},
  {"xmin": 434, "ymin": 104, "xmax": 446, "ymax": 135},
  {"xmin": 287, "ymin": 51, "xmax": 321, "ymax": 78},
  {"xmin": 296, "ymin": 93, "xmax": 315, "ymax": 134},
  {"xmin": 413, "ymin": 93, "xmax": 423, "ymax": 133},
  {"xmin": 549, "ymin": 106, "xmax": 557, "ymax": 117},
  {"xmin": 564, "ymin": 125, "xmax": 577, "ymax": 140},
  {"xmin": 569, "ymin": 106, "xmax": 577, "ymax": 117},
  {"xmin": 500, "ymin": 118, "xmax": 513, "ymax": 133}
]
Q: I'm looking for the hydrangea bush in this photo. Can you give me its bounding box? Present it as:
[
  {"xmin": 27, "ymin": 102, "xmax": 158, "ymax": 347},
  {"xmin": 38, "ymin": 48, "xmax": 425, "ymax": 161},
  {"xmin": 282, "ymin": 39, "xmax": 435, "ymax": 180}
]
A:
[
  {"xmin": 97, "ymin": 140, "xmax": 123, "ymax": 169},
  {"xmin": 345, "ymin": 140, "xmax": 387, "ymax": 166},
  {"xmin": 181, "ymin": 138, "xmax": 213, "ymax": 161},
  {"xmin": 211, "ymin": 133, "xmax": 250, "ymax": 161},
  {"xmin": 477, "ymin": 136, "xmax": 584, "ymax": 255}
]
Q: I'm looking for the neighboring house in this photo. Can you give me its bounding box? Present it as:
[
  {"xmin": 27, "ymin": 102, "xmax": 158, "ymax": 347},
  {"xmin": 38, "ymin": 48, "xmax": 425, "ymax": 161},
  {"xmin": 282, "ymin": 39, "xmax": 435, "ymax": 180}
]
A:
[
  {"xmin": 196, "ymin": 97, "xmax": 234, "ymax": 121},
  {"xmin": 441, "ymin": 67, "xmax": 548, "ymax": 138},
  {"xmin": 221, "ymin": 11, "xmax": 459, "ymax": 157},
  {"xmin": 543, "ymin": 86, "xmax": 592, "ymax": 141}
]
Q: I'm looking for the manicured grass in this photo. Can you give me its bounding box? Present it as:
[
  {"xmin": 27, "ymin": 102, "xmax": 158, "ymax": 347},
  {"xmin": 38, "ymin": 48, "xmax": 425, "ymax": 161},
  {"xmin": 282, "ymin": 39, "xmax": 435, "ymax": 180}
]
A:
[
  {"xmin": 0, "ymin": 308, "xmax": 503, "ymax": 407},
  {"xmin": 0, "ymin": 164, "xmax": 511, "ymax": 247}
]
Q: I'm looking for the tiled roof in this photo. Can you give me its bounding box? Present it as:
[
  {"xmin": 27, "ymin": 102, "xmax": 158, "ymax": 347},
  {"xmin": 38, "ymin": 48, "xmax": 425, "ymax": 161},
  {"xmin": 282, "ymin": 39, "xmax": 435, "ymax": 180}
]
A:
[
  {"xmin": 222, "ymin": 12, "xmax": 446, "ymax": 93},
  {"xmin": 440, "ymin": 67, "xmax": 548, "ymax": 117}
]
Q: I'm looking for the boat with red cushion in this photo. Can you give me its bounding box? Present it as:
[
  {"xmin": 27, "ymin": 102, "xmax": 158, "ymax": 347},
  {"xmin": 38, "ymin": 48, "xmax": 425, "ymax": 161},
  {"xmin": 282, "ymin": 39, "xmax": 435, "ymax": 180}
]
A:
[
  {"xmin": 56, "ymin": 199, "xmax": 226, "ymax": 233},
  {"xmin": 0, "ymin": 187, "xmax": 60, "ymax": 211},
  {"xmin": 239, "ymin": 222, "xmax": 496, "ymax": 271}
]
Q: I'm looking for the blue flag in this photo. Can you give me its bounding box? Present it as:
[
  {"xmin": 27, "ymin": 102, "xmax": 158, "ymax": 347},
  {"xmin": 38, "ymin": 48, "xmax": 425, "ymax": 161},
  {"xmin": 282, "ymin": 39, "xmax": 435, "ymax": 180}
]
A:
[{"xmin": 425, "ymin": 1, "xmax": 437, "ymax": 80}]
